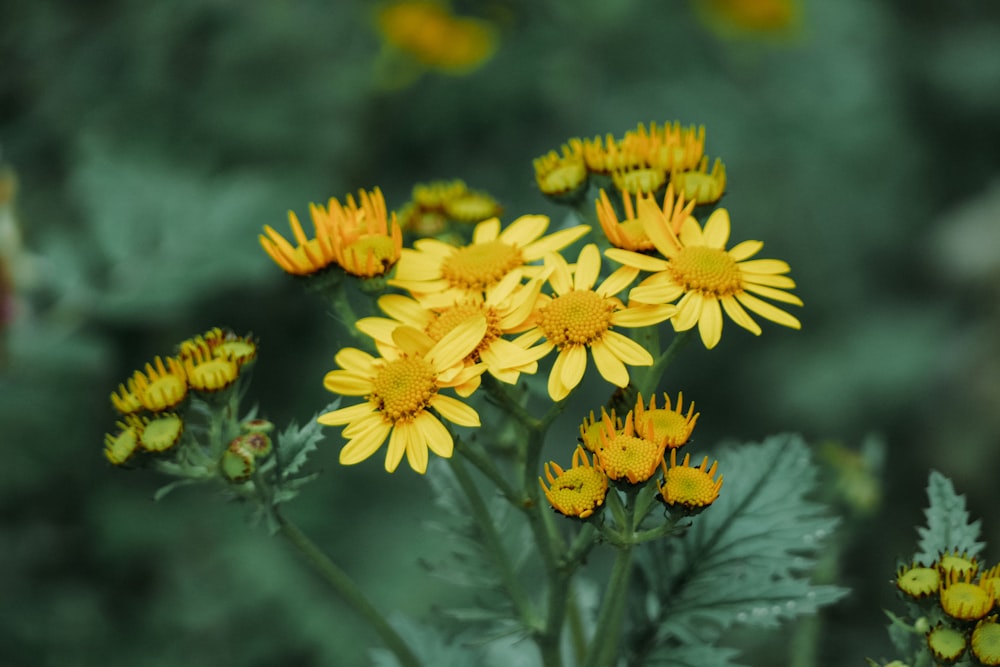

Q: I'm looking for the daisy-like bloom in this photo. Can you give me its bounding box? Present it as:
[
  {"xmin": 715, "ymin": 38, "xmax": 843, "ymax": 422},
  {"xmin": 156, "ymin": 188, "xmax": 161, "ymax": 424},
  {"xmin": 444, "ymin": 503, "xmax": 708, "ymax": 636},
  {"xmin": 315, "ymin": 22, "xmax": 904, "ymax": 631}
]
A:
[
  {"xmin": 581, "ymin": 134, "xmax": 644, "ymax": 175},
  {"xmin": 390, "ymin": 214, "xmax": 590, "ymax": 301},
  {"xmin": 516, "ymin": 244, "xmax": 676, "ymax": 401},
  {"xmin": 981, "ymin": 564, "xmax": 1000, "ymax": 599},
  {"xmin": 110, "ymin": 383, "xmax": 143, "ymax": 415},
  {"xmin": 636, "ymin": 122, "xmax": 706, "ymax": 174},
  {"xmin": 135, "ymin": 413, "xmax": 185, "ymax": 453},
  {"xmin": 611, "ymin": 167, "xmax": 667, "ymax": 197},
  {"xmin": 671, "ymin": 156, "xmax": 727, "ymax": 205},
  {"xmin": 607, "ymin": 203, "xmax": 802, "ymax": 349},
  {"xmin": 318, "ymin": 317, "xmax": 488, "ymax": 474},
  {"xmin": 539, "ymin": 445, "xmax": 609, "ymax": 519},
  {"xmin": 442, "ymin": 189, "xmax": 503, "ymax": 224},
  {"xmin": 357, "ymin": 270, "xmax": 546, "ymax": 386},
  {"xmin": 375, "ymin": 1, "xmax": 497, "ymax": 74},
  {"xmin": 260, "ymin": 208, "xmax": 338, "ymax": 276},
  {"xmin": 926, "ymin": 624, "xmax": 967, "ymax": 664},
  {"xmin": 534, "ymin": 140, "xmax": 589, "ymax": 200},
  {"xmin": 412, "ymin": 179, "xmax": 468, "ymax": 211},
  {"xmin": 972, "ymin": 616, "xmax": 1000, "ymax": 665},
  {"xmin": 940, "ymin": 570, "xmax": 995, "ymax": 622},
  {"xmin": 938, "ymin": 550, "xmax": 980, "ymax": 580},
  {"xmin": 179, "ymin": 328, "xmax": 258, "ymax": 368},
  {"xmin": 597, "ymin": 185, "xmax": 696, "ymax": 252},
  {"xmin": 658, "ymin": 449, "xmax": 723, "ymax": 512},
  {"xmin": 593, "ymin": 409, "xmax": 665, "ymax": 485},
  {"xmin": 181, "ymin": 343, "xmax": 240, "ymax": 393},
  {"xmin": 633, "ymin": 392, "xmax": 699, "ymax": 450},
  {"xmin": 578, "ymin": 408, "xmax": 620, "ymax": 452},
  {"xmin": 895, "ymin": 563, "xmax": 941, "ymax": 600},
  {"xmin": 129, "ymin": 356, "xmax": 188, "ymax": 412},
  {"xmin": 104, "ymin": 419, "xmax": 140, "ymax": 466}
]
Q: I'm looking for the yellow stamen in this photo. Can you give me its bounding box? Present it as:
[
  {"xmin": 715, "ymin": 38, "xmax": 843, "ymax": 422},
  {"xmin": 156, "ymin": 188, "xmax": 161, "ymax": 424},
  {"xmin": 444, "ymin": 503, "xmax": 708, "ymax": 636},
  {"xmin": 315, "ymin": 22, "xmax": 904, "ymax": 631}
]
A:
[
  {"xmin": 371, "ymin": 357, "xmax": 438, "ymax": 423},
  {"xmin": 537, "ymin": 291, "xmax": 615, "ymax": 348}
]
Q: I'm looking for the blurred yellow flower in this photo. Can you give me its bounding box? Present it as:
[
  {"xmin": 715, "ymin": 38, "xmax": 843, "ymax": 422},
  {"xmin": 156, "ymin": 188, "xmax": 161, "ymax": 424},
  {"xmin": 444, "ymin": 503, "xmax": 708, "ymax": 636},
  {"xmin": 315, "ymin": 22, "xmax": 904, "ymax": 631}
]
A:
[
  {"xmin": 540, "ymin": 446, "xmax": 608, "ymax": 519},
  {"xmin": 597, "ymin": 184, "xmax": 695, "ymax": 252},
  {"xmin": 318, "ymin": 317, "xmax": 487, "ymax": 473},
  {"xmin": 391, "ymin": 214, "xmax": 590, "ymax": 300},
  {"xmin": 671, "ymin": 156, "xmax": 727, "ymax": 205},
  {"xmin": 376, "ymin": 1, "xmax": 497, "ymax": 74},
  {"xmin": 534, "ymin": 140, "xmax": 588, "ymax": 199},
  {"xmin": 693, "ymin": 0, "xmax": 801, "ymax": 39},
  {"xmin": 128, "ymin": 356, "xmax": 188, "ymax": 412},
  {"xmin": 608, "ymin": 204, "xmax": 801, "ymax": 349},
  {"xmin": 516, "ymin": 244, "xmax": 675, "ymax": 401}
]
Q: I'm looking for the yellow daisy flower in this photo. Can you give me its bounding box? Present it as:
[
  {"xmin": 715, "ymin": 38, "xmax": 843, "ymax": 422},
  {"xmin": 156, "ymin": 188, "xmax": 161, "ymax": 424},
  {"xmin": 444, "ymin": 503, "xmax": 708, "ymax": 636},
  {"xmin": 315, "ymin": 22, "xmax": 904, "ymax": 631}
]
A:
[
  {"xmin": 611, "ymin": 167, "xmax": 667, "ymax": 197},
  {"xmin": 357, "ymin": 270, "xmax": 546, "ymax": 386},
  {"xmin": 607, "ymin": 202, "xmax": 802, "ymax": 349},
  {"xmin": 926, "ymin": 624, "xmax": 967, "ymax": 664},
  {"xmin": 533, "ymin": 140, "xmax": 588, "ymax": 199},
  {"xmin": 412, "ymin": 179, "xmax": 468, "ymax": 211},
  {"xmin": 110, "ymin": 383, "xmax": 143, "ymax": 415},
  {"xmin": 659, "ymin": 449, "xmax": 723, "ymax": 512},
  {"xmin": 179, "ymin": 328, "xmax": 258, "ymax": 367},
  {"xmin": 593, "ymin": 409, "xmax": 665, "ymax": 485},
  {"xmin": 938, "ymin": 550, "xmax": 980, "ymax": 580},
  {"xmin": 104, "ymin": 419, "xmax": 141, "ymax": 466},
  {"xmin": 895, "ymin": 563, "xmax": 941, "ymax": 600},
  {"xmin": 390, "ymin": 214, "xmax": 590, "ymax": 300},
  {"xmin": 633, "ymin": 391, "xmax": 699, "ymax": 450},
  {"xmin": 516, "ymin": 244, "xmax": 676, "ymax": 401},
  {"xmin": 596, "ymin": 184, "xmax": 695, "ymax": 252},
  {"xmin": 633, "ymin": 122, "xmax": 706, "ymax": 174},
  {"xmin": 539, "ymin": 445, "xmax": 609, "ymax": 519},
  {"xmin": 972, "ymin": 616, "xmax": 1000, "ymax": 666},
  {"xmin": 940, "ymin": 570, "xmax": 995, "ymax": 622},
  {"xmin": 181, "ymin": 343, "xmax": 240, "ymax": 393},
  {"xmin": 671, "ymin": 156, "xmax": 727, "ymax": 205},
  {"xmin": 318, "ymin": 317, "xmax": 488, "ymax": 473},
  {"xmin": 581, "ymin": 134, "xmax": 644, "ymax": 175},
  {"xmin": 135, "ymin": 413, "xmax": 185, "ymax": 453},
  {"xmin": 128, "ymin": 356, "xmax": 188, "ymax": 412},
  {"xmin": 260, "ymin": 207, "xmax": 339, "ymax": 276}
]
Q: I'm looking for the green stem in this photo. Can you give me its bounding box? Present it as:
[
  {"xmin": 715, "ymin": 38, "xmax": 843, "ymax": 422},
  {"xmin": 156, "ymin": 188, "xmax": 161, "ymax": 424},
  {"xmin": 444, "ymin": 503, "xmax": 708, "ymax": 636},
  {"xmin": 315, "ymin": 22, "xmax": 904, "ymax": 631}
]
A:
[
  {"xmin": 274, "ymin": 510, "xmax": 423, "ymax": 667},
  {"xmin": 583, "ymin": 545, "xmax": 634, "ymax": 667},
  {"xmin": 634, "ymin": 329, "xmax": 693, "ymax": 399},
  {"xmin": 454, "ymin": 437, "xmax": 521, "ymax": 506}
]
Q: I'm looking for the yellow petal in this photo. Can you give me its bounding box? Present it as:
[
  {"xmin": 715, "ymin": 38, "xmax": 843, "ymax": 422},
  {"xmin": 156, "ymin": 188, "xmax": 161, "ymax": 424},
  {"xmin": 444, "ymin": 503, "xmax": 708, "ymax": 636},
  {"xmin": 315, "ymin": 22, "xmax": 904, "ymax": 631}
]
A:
[
  {"xmin": 736, "ymin": 293, "xmax": 802, "ymax": 330},
  {"xmin": 392, "ymin": 325, "xmax": 435, "ymax": 356},
  {"xmin": 384, "ymin": 423, "xmax": 409, "ymax": 473},
  {"xmin": 590, "ymin": 340, "xmax": 629, "ymax": 387},
  {"xmin": 638, "ymin": 198, "xmax": 681, "ymax": 260},
  {"xmin": 339, "ymin": 421, "xmax": 391, "ymax": 465},
  {"xmin": 426, "ymin": 316, "xmax": 487, "ymax": 372},
  {"xmin": 391, "ymin": 247, "xmax": 443, "ymax": 281},
  {"xmin": 431, "ymin": 394, "xmax": 481, "ymax": 427},
  {"xmin": 323, "ymin": 370, "xmax": 372, "ymax": 396},
  {"xmin": 672, "ymin": 292, "xmax": 703, "ymax": 331},
  {"xmin": 743, "ymin": 272, "xmax": 796, "ymax": 289},
  {"xmin": 698, "ymin": 297, "xmax": 724, "ymax": 349},
  {"xmin": 728, "ymin": 239, "xmax": 763, "ymax": 262},
  {"xmin": 334, "ymin": 348, "xmax": 376, "ymax": 374},
  {"xmin": 720, "ymin": 296, "xmax": 762, "ymax": 335},
  {"xmin": 523, "ymin": 225, "xmax": 591, "ymax": 261},
  {"xmin": 611, "ymin": 303, "xmax": 676, "ymax": 327},
  {"xmin": 573, "ymin": 244, "xmax": 602, "ymax": 291},
  {"xmin": 473, "ymin": 217, "xmax": 502, "ymax": 243},
  {"xmin": 602, "ymin": 330, "xmax": 654, "ymax": 366},
  {"xmin": 499, "ymin": 214, "xmax": 547, "ymax": 247},
  {"xmin": 416, "ymin": 412, "xmax": 454, "ymax": 458},
  {"xmin": 405, "ymin": 428, "xmax": 429, "ymax": 474},
  {"xmin": 678, "ymin": 216, "xmax": 705, "ymax": 247},
  {"xmin": 317, "ymin": 401, "xmax": 375, "ymax": 426},
  {"xmin": 738, "ymin": 259, "xmax": 791, "ymax": 275},
  {"xmin": 605, "ymin": 247, "xmax": 669, "ymax": 272},
  {"xmin": 629, "ymin": 281, "xmax": 685, "ymax": 305},
  {"xmin": 355, "ymin": 317, "xmax": 399, "ymax": 344},
  {"xmin": 701, "ymin": 209, "xmax": 731, "ymax": 249},
  {"xmin": 545, "ymin": 251, "xmax": 573, "ymax": 296},
  {"xmin": 558, "ymin": 345, "xmax": 588, "ymax": 396},
  {"xmin": 743, "ymin": 283, "xmax": 804, "ymax": 306},
  {"xmin": 597, "ymin": 265, "xmax": 640, "ymax": 298},
  {"xmin": 378, "ymin": 294, "xmax": 431, "ymax": 326}
]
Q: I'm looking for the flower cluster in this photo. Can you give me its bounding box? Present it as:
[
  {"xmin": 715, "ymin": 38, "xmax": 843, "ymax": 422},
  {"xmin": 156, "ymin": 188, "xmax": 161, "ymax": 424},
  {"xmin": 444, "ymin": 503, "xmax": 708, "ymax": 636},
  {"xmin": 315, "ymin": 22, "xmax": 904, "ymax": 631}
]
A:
[
  {"xmin": 895, "ymin": 551, "xmax": 1000, "ymax": 664},
  {"xmin": 103, "ymin": 328, "xmax": 258, "ymax": 469},
  {"xmin": 395, "ymin": 179, "xmax": 503, "ymax": 238},
  {"xmin": 541, "ymin": 390, "xmax": 720, "ymax": 519}
]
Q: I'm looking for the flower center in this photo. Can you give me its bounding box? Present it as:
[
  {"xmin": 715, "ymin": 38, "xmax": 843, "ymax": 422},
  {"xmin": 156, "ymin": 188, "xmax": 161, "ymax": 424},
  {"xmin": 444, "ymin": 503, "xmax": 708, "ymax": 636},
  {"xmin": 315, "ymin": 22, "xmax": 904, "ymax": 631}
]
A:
[
  {"xmin": 538, "ymin": 162, "xmax": 587, "ymax": 195},
  {"xmin": 142, "ymin": 375, "xmax": 187, "ymax": 410},
  {"xmin": 370, "ymin": 357, "xmax": 438, "ymax": 423},
  {"xmin": 662, "ymin": 467, "xmax": 719, "ymax": 508},
  {"xmin": 441, "ymin": 240, "xmax": 523, "ymax": 291},
  {"xmin": 612, "ymin": 167, "xmax": 666, "ymax": 195},
  {"xmin": 342, "ymin": 235, "xmax": 398, "ymax": 276},
  {"xmin": 637, "ymin": 409, "xmax": 694, "ymax": 449},
  {"xmin": 597, "ymin": 434, "xmax": 662, "ymax": 484},
  {"xmin": 537, "ymin": 290, "xmax": 615, "ymax": 348},
  {"xmin": 140, "ymin": 414, "xmax": 184, "ymax": 453},
  {"xmin": 973, "ymin": 620, "xmax": 1000, "ymax": 664},
  {"xmin": 668, "ymin": 246, "xmax": 743, "ymax": 297},
  {"xmin": 425, "ymin": 302, "xmax": 500, "ymax": 358},
  {"xmin": 546, "ymin": 467, "xmax": 608, "ymax": 517}
]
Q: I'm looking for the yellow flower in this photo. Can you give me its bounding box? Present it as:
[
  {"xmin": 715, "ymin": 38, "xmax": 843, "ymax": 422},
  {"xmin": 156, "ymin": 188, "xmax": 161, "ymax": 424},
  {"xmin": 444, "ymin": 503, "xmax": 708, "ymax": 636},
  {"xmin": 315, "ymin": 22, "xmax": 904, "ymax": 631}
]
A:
[
  {"xmin": 926, "ymin": 623, "xmax": 967, "ymax": 664},
  {"xmin": 938, "ymin": 550, "xmax": 980, "ymax": 580},
  {"xmin": 128, "ymin": 356, "xmax": 188, "ymax": 412},
  {"xmin": 659, "ymin": 449, "xmax": 723, "ymax": 512},
  {"xmin": 607, "ymin": 203, "xmax": 802, "ymax": 349},
  {"xmin": 135, "ymin": 413, "xmax": 185, "ymax": 453},
  {"xmin": 358, "ymin": 270, "xmax": 546, "ymax": 386},
  {"xmin": 630, "ymin": 122, "xmax": 706, "ymax": 174},
  {"xmin": 442, "ymin": 189, "xmax": 503, "ymax": 224},
  {"xmin": 895, "ymin": 563, "xmax": 941, "ymax": 600},
  {"xmin": 671, "ymin": 156, "xmax": 727, "ymax": 205},
  {"xmin": 516, "ymin": 244, "xmax": 675, "ymax": 401},
  {"xmin": 693, "ymin": 0, "xmax": 801, "ymax": 38},
  {"xmin": 972, "ymin": 616, "xmax": 1000, "ymax": 666},
  {"xmin": 578, "ymin": 408, "xmax": 620, "ymax": 452},
  {"xmin": 104, "ymin": 419, "xmax": 141, "ymax": 466},
  {"xmin": 390, "ymin": 214, "xmax": 590, "ymax": 300},
  {"xmin": 611, "ymin": 167, "xmax": 667, "ymax": 197},
  {"xmin": 593, "ymin": 409, "xmax": 664, "ymax": 485},
  {"xmin": 940, "ymin": 570, "xmax": 995, "ymax": 622},
  {"xmin": 110, "ymin": 383, "xmax": 143, "ymax": 415},
  {"xmin": 412, "ymin": 179, "xmax": 468, "ymax": 211},
  {"xmin": 596, "ymin": 185, "xmax": 695, "ymax": 252},
  {"xmin": 534, "ymin": 140, "xmax": 588, "ymax": 199},
  {"xmin": 181, "ymin": 343, "xmax": 240, "ymax": 393},
  {"xmin": 633, "ymin": 392, "xmax": 699, "ymax": 450},
  {"xmin": 539, "ymin": 446, "xmax": 609, "ymax": 519},
  {"xmin": 581, "ymin": 134, "xmax": 644, "ymax": 175},
  {"xmin": 261, "ymin": 188, "xmax": 402, "ymax": 278},
  {"xmin": 179, "ymin": 328, "xmax": 258, "ymax": 367},
  {"xmin": 318, "ymin": 317, "xmax": 488, "ymax": 473},
  {"xmin": 375, "ymin": 1, "xmax": 497, "ymax": 74}
]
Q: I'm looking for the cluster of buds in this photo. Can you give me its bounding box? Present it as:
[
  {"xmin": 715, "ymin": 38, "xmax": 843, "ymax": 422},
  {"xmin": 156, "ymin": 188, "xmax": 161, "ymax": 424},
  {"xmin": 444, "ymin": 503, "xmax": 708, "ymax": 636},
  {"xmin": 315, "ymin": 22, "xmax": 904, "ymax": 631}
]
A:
[
  {"xmin": 533, "ymin": 121, "xmax": 725, "ymax": 206},
  {"xmin": 395, "ymin": 178, "xmax": 503, "ymax": 238},
  {"xmin": 895, "ymin": 550, "xmax": 1000, "ymax": 665},
  {"xmin": 540, "ymin": 391, "xmax": 722, "ymax": 520},
  {"xmin": 103, "ymin": 328, "xmax": 259, "ymax": 472}
]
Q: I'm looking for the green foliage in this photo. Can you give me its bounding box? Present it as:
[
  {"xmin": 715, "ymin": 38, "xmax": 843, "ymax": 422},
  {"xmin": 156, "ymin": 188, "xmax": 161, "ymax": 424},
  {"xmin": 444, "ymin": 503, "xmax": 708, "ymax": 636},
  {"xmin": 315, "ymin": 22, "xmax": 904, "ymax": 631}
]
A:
[
  {"xmin": 914, "ymin": 469, "xmax": 984, "ymax": 564},
  {"xmin": 627, "ymin": 434, "xmax": 847, "ymax": 663}
]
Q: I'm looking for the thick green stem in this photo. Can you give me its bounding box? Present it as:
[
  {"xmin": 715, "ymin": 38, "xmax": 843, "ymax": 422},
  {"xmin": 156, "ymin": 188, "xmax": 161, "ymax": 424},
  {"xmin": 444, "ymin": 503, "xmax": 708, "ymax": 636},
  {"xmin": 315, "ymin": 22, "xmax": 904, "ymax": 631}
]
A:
[
  {"xmin": 274, "ymin": 510, "xmax": 423, "ymax": 667},
  {"xmin": 583, "ymin": 545, "xmax": 634, "ymax": 667}
]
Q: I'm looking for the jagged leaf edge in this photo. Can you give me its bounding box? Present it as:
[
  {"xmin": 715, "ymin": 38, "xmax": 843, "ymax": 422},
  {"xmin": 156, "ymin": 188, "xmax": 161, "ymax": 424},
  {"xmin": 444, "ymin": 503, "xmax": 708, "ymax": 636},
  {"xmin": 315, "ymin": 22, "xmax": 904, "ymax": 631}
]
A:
[{"xmin": 915, "ymin": 469, "xmax": 984, "ymax": 563}]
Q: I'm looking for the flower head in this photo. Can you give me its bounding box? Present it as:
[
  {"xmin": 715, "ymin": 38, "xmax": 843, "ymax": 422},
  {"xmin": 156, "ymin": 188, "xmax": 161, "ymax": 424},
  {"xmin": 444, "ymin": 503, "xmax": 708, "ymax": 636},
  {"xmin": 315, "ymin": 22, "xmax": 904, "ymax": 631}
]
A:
[
  {"xmin": 940, "ymin": 570, "xmax": 995, "ymax": 622},
  {"xmin": 608, "ymin": 204, "xmax": 802, "ymax": 349},
  {"xmin": 658, "ymin": 449, "xmax": 723, "ymax": 512},
  {"xmin": 128, "ymin": 356, "xmax": 188, "ymax": 412},
  {"xmin": 136, "ymin": 413, "xmax": 185, "ymax": 453},
  {"xmin": 597, "ymin": 185, "xmax": 695, "ymax": 253},
  {"xmin": 938, "ymin": 550, "xmax": 980, "ymax": 580},
  {"xmin": 926, "ymin": 623, "xmax": 967, "ymax": 664},
  {"xmin": 539, "ymin": 446, "xmax": 609, "ymax": 519},
  {"xmin": 633, "ymin": 122, "xmax": 706, "ymax": 174},
  {"xmin": 633, "ymin": 392, "xmax": 699, "ymax": 450},
  {"xmin": 104, "ymin": 420, "xmax": 140, "ymax": 466},
  {"xmin": 318, "ymin": 317, "xmax": 488, "ymax": 473},
  {"xmin": 390, "ymin": 215, "xmax": 590, "ymax": 301},
  {"xmin": 517, "ymin": 244, "xmax": 675, "ymax": 401},
  {"xmin": 534, "ymin": 141, "xmax": 588, "ymax": 201},
  {"xmin": 671, "ymin": 156, "xmax": 727, "ymax": 205},
  {"xmin": 593, "ymin": 410, "xmax": 664, "ymax": 485},
  {"xmin": 895, "ymin": 563, "xmax": 941, "ymax": 600},
  {"xmin": 181, "ymin": 343, "xmax": 240, "ymax": 393},
  {"xmin": 972, "ymin": 616, "xmax": 1000, "ymax": 666},
  {"xmin": 375, "ymin": 1, "xmax": 497, "ymax": 74},
  {"xmin": 442, "ymin": 189, "xmax": 503, "ymax": 224}
]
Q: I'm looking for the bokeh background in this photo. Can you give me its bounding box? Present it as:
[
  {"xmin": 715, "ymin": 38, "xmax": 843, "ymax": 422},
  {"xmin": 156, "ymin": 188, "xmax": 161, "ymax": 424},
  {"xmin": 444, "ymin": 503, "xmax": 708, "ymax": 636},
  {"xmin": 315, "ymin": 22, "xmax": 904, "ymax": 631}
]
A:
[{"xmin": 3, "ymin": 0, "xmax": 1000, "ymax": 665}]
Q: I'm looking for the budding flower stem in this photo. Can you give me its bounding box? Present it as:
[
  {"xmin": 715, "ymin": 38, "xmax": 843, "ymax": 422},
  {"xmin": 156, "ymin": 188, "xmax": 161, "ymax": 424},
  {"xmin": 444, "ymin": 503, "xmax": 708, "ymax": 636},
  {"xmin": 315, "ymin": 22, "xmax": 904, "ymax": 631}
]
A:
[
  {"xmin": 273, "ymin": 509, "xmax": 423, "ymax": 667},
  {"xmin": 635, "ymin": 329, "xmax": 693, "ymax": 399}
]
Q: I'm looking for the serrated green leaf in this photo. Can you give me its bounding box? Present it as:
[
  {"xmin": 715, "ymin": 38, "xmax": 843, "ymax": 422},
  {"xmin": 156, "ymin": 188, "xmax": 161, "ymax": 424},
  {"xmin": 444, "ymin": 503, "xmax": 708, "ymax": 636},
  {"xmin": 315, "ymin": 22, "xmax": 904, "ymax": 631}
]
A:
[
  {"xmin": 369, "ymin": 614, "xmax": 486, "ymax": 667},
  {"xmin": 643, "ymin": 642, "xmax": 745, "ymax": 667},
  {"xmin": 914, "ymin": 470, "xmax": 984, "ymax": 564},
  {"xmin": 633, "ymin": 434, "xmax": 848, "ymax": 652},
  {"xmin": 275, "ymin": 400, "xmax": 338, "ymax": 477}
]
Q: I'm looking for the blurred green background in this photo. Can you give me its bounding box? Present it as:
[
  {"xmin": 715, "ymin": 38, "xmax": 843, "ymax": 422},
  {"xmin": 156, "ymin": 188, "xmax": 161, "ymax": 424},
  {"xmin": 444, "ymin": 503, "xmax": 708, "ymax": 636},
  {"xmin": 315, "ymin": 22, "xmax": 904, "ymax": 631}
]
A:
[{"xmin": 3, "ymin": 0, "xmax": 1000, "ymax": 665}]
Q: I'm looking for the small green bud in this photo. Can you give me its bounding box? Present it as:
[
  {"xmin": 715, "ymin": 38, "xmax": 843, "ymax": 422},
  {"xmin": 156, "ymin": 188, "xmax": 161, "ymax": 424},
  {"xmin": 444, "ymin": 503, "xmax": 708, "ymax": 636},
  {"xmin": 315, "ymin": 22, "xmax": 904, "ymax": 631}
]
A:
[{"xmin": 231, "ymin": 432, "xmax": 272, "ymax": 459}]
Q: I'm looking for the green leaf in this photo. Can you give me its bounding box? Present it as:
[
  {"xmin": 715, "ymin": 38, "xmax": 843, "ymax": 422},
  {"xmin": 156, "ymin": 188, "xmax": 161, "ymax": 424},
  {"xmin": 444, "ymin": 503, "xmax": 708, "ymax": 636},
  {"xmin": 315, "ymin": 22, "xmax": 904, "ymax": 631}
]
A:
[
  {"xmin": 642, "ymin": 642, "xmax": 744, "ymax": 667},
  {"xmin": 631, "ymin": 434, "xmax": 848, "ymax": 655},
  {"xmin": 275, "ymin": 400, "xmax": 338, "ymax": 478},
  {"xmin": 914, "ymin": 470, "xmax": 984, "ymax": 564}
]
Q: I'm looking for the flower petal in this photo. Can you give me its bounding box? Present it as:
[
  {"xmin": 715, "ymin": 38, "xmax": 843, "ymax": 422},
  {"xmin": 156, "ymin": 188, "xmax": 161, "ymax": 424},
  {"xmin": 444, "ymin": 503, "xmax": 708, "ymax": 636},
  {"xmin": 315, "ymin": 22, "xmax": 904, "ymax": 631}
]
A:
[
  {"xmin": 317, "ymin": 401, "xmax": 376, "ymax": 426},
  {"xmin": 605, "ymin": 247, "xmax": 669, "ymax": 272},
  {"xmin": 499, "ymin": 214, "xmax": 547, "ymax": 247},
  {"xmin": 738, "ymin": 259, "xmax": 791, "ymax": 275},
  {"xmin": 426, "ymin": 316, "xmax": 487, "ymax": 372},
  {"xmin": 431, "ymin": 394, "xmax": 481, "ymax": 427},
  {"xmin": 701, "ymin": 209, "xmax": 731, "ymax": 249},
  {"xmin": 573, "ymin": 244, "xmax": 602, "ymax": 291},
  {"xmin": 611, "ymin": 303, "xmax": 676, "ymax": 327},
  {"xmin": 728, "ymin": 239, "xmax": 763, "ymax": 262},
  {"xmin": 415, "ymin": 412, "xmax": 453, "ymax": 458},
  {"xmin": 473, "ymin": 217, "xmax": 501, "ymax": 243},
  {"xmin": 720, "ymin": 295, "xmax": 762, "ymax": 335},
  {"xmin": 334, "ymin": 348, "xmax": 376, "ymax": 374},
  {"xmin": 523, "ymin": 225, "xmax": 591, "ymax": 261},
  {"xmin": 339, "ymin": 420, "xmax": 391, "ymax": 465},
  {"xmin": 736, "ymin": 293, "xmax": 802, "ymax": 330},
  {"xmin": 355, "ymin": 317, "xmax": 399, "ymax": 345},
  {"xmin": 384, "ymin": 423, "xmax": 409, "ymax": 473},
  {"xmin": 591, "ymin": 340, "xmax": 629, "ymax": 387},
  {"xmin": 672, "ymin": 292, "xmax": 703, "ymax": 332},
  {"xmin": 678, "ymin": 216, "xmax": 705, "ymax": 247},
  {"xmin": 743, "ymin": 283, "xmax": 804, "ymax": 306},
  {"xmin": 698, "ymin": 297, "xmax": 724, "ymax": 349},
  {"xmin": 557, "ymin": 345, "xmax": 588, "ymax": 397},
  {"xmin": 742, "ymin": 272, "xmax": 796, "ymax": 289},
  {"xmin": 545, "ymin": 252, "xmax": 573, "ymax": 296},
  {"xmin": 323, "ymin": 370, "xmax": 372, "ymax": 396},
  {"xmin": 378, "ymin": 294, "xmax": 431, "ymax": 327},
  {"xmin": 404, "ymin": 423, "xmax": 430, "ymax": 474},
  {"xmin": 602, "ymin": 330, "xmax": 654, "ymax": 366},
  {"xmin": 597, "ymin": 265, "xmax": 640, "ymax": 298}
]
